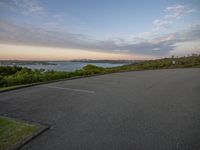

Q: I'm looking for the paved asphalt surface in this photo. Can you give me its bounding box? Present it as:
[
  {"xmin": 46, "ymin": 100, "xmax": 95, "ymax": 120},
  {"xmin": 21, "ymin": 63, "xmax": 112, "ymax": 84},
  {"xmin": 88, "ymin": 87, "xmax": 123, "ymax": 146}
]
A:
[{"xmin": 0, "ymin": 68, "xmax": 200, "ymax": 150}]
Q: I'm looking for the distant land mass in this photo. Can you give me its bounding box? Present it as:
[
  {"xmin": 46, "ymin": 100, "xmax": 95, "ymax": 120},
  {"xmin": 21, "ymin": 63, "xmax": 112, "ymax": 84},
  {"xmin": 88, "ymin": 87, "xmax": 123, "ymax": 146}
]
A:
[
  {"xmin": 71, "ymin": 59, "xmax": 142, "ymax": 64},
  {"xmin": 0, "ymin": 60, "xmax": 55, "ymax": 66},
  {"xmin": 0, "ymin": 59, "xmax": 143, "ymax": 66}
]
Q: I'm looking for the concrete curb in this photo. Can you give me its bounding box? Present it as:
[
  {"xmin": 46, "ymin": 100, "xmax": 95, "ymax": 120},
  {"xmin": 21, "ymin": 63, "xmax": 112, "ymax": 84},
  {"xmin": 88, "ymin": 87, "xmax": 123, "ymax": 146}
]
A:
[
  {"xmin": 15, "ymin": 126, "xmax": 49, "ymax": 150},
  {"xmin": 0, "ymin": 74, "xmax": 103, "ymax": 93}
]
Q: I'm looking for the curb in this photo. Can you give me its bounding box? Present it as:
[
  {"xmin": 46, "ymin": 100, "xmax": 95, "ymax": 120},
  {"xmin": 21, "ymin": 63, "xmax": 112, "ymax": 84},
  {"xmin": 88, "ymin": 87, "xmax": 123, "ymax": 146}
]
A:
[
  {"xmin": 0, "ymin": 74, "xmax": 104, "ymax": 93},
  {"xmin": 16, "ymin": 125, "xmax": 49, "ymax": 150}
]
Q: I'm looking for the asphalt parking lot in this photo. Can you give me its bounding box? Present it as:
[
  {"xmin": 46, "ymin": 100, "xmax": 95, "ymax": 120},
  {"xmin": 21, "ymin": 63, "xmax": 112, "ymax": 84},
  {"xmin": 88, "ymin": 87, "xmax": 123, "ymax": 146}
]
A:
[{"xmin": 0, "ymin": 68, "xmax": 200, "ymax": 150}]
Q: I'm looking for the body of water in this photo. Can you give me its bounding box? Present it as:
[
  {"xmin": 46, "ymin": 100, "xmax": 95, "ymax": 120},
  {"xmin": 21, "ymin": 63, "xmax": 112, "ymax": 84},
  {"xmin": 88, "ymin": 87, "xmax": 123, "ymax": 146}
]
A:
[{"xmin": 1, "ymin": 61, "xmax": 126, "ymax": 72}]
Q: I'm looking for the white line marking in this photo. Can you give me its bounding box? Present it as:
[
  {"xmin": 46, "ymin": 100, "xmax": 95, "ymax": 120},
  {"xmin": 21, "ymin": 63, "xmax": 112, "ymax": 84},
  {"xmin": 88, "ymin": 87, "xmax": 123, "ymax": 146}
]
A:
[{"xmin": 40, "ymin": 85, "xmax": 95, "ymax": 94}]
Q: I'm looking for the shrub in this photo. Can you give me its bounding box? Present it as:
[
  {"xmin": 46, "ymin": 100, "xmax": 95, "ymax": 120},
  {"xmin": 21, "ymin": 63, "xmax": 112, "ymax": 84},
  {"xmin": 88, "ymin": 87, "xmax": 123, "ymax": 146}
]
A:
[
  {"xmin": 83, "ymin": 64, "xmax": 105, "ymax": 74},
  {"xmin": 0, "ymin": 66, "xmax": 23, "ymax": 76}
]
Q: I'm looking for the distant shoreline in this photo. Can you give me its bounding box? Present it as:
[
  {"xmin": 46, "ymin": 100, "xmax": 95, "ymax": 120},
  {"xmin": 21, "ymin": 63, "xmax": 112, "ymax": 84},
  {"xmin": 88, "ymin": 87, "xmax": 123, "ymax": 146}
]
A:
[
  {"xmin": 70, "ymin": 60, "xmax": 139, "ymax": 64},
  {"xmin": 0, "ymin": 60, "xmax": 138, "ymax": 66}
]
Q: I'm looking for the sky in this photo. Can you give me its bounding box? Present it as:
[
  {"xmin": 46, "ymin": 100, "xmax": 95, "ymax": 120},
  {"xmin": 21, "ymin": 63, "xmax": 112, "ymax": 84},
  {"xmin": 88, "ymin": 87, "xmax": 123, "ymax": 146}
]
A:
[{"xmin": 0, "ymin": 0, "xmax": 200, "ymax": 60}]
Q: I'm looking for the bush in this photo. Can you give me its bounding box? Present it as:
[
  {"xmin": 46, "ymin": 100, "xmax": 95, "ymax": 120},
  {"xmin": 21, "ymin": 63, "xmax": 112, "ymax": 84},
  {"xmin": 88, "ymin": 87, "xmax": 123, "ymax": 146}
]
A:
[
  {"xmin": 0, "ymin": 66, "xmax": 23, "ymax": 76},
  {"xmin": 0, "ymin": 75, "xmax": 7, "ymax": 87},
  {"xmin": 83, "ymin": 64, "xmax": 105, "ymax": 74}
]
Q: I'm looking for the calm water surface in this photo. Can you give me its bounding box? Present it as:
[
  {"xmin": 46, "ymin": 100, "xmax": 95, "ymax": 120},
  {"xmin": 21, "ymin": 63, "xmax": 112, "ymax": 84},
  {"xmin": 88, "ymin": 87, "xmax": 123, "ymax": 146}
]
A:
[{"xmin": 4, "ymin": 61, "xmax": 126, "ymax": 72}]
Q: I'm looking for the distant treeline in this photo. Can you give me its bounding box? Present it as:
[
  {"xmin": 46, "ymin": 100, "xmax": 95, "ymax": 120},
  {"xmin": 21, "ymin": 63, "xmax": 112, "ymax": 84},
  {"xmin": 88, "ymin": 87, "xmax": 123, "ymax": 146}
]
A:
[{"xmin": 0, "ymin": 55, "xmax": 200, "ymax": 88}]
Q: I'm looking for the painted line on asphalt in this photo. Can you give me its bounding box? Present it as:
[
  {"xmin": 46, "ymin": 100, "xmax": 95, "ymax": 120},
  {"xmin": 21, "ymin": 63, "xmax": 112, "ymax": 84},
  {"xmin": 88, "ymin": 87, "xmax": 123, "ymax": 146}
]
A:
[{"xmin": 40, "ymin": 85, "xmax": 95, "ymax": 94}]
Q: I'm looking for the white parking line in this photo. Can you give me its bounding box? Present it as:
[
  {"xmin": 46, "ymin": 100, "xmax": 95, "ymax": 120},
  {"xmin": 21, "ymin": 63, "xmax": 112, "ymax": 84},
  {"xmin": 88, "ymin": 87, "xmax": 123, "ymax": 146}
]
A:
[{"xmin": 40, "ymin": 85, "xmax": 95, "ymax": 94}]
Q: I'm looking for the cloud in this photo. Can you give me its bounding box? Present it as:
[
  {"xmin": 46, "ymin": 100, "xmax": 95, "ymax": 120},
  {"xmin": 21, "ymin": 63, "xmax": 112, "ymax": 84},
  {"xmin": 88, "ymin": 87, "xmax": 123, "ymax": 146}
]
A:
[
  {"xmin": 153, "ymin": 4, "xmax": 194, "ymax": 30},
  {"xmin": 137, "ymin": 32, "xmax": 153, "ymax": 38},
  {"xmin": 165, "ymin": 5, "xmax": 194, "ymax": 19},
  {"xmin": 0, "ymin": 20, "xmax": 172, "ymax": 56},
  {"xmin": 152, "ymin": 48, "xmax": 161, "ymax": 51},
  {"xmin": 178, "ymin": 24, "xmax": 200, "ymax": 41},
  {"xmin": 52, "ymin": 13, "xmax": 68, "ymax": 21},
  {"xmin": 1, "ymin": 19, "xmax": 199, "ymax": 57},
  {"xmin": 0, "ymin": 0, "xmax": 47, "ymax": 17},
  {"xmin": 153, "ymin": 19, "xmax": 171, "ymax": 30},
  {"xmin": 169, "ymin": 41, "xmax": 200, "ymax": 56},
  {"xmin": 0, "ymin": 0, "xmax": 68, "ymax": 32},
  {"xmin": 0, "ymin": 20, "xmax": 91, "ymax": 49},
  {"xmin": 0, "ymin": 3, "xmax": 199, "ymax": 57}
]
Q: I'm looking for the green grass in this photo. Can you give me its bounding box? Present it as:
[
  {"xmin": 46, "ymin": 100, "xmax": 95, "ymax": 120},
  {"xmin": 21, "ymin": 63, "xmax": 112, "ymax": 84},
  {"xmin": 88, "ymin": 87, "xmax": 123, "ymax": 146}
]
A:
[
  {"xmin": 0, "ymin": 117, "xmax": 42, "ymax": 150},
  {"xmin": 104, "ymin": 55, "xmax": 200, "ymax": 73}
]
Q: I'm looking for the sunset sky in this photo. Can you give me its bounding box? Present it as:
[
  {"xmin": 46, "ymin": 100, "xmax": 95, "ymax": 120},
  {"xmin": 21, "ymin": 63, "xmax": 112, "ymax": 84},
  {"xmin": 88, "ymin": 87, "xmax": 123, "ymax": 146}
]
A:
[{"xmin": 0, "ymin": 0, "xmax": 200, "ymax": 60}]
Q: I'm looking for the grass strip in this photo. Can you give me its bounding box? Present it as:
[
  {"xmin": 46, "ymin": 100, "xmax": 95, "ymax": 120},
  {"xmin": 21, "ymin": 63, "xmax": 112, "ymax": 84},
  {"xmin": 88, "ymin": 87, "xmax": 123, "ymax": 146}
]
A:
[{"xmin": 0, "ymin": 116, "xmax": 45, "ymax": 150}]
